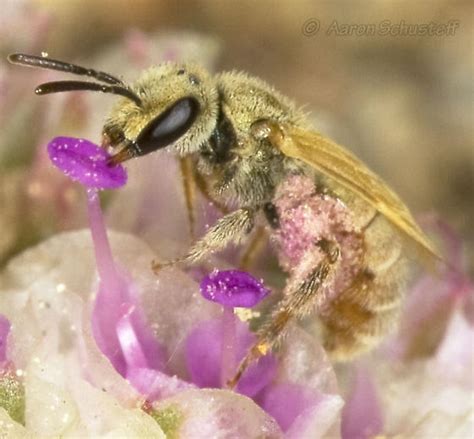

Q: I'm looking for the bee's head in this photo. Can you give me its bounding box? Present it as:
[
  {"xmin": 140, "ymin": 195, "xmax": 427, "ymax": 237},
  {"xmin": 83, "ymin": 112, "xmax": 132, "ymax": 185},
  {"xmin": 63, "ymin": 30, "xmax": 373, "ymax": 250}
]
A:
[
  {"xmin": 7, "ymin": 54, "xmax": 219, "ymax": 164},
  {"xmin": 105, "ymin": 63, "xmax": 219, "ymax": 163}
]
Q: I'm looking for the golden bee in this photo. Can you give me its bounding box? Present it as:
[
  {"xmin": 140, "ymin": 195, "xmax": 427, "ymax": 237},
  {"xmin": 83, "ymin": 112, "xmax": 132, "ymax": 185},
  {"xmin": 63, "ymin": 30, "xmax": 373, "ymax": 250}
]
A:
[{"xmin": 8, "ymin": 53, "xmax": 439, "ymax": 386}]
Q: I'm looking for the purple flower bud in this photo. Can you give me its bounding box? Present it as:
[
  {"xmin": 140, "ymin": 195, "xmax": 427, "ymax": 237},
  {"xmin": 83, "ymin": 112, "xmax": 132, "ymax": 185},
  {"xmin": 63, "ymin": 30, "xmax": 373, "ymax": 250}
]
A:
[
  {"xmin": 200, "ymin": 270, "xmax": 270, "ymax": 308},
  {"xmin": 47, "ymin": 136, "xmax": 127, "ymax": 189}
]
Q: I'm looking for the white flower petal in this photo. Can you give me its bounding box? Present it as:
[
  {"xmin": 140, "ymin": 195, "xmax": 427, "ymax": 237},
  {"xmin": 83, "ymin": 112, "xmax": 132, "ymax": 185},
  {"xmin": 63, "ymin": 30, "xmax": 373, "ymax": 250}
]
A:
[
  {"xmin": 287, "ymin": 394, "xmax": 344, "ymax": 439},
  {"xmin": 434, "ymin": 305, "xmax": 474, "ymax": 387},
  {"xmin": 0, "ymin": 407, "xmax": 28, "ymax": 438},
  {"xmin": 154, "ymin": 388, "xmax": 283, "ymax": 439}
]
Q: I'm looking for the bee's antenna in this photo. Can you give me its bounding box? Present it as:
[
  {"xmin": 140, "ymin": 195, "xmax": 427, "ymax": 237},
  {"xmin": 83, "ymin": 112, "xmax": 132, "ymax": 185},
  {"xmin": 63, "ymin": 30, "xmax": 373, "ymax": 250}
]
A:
[
  {"xmin": 8, "ymin": 53, "xmax": 124, "ymax": 86},
  {"xmin": 35, "ymin": 80, "xmax": 142, "ymax": 107}
]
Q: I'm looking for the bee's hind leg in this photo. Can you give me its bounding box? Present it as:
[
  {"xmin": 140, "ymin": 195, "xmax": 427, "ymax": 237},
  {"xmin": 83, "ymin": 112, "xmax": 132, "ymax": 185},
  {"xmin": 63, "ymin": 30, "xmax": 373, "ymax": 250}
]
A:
[
  {"xmin": 228, "ymin": 241, "xmax": 340, "ymax": 388},
  {"xmin": 152, "ymin": 207, "xmax": 256, "ymax": 272}
]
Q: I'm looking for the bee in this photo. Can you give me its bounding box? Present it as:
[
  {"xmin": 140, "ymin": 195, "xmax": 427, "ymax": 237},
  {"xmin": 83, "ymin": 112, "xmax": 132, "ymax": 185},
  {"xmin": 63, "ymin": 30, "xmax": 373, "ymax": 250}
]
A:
[{"xmin": 8, "ymin": 53, "xmax": 439, "ymax": 387}]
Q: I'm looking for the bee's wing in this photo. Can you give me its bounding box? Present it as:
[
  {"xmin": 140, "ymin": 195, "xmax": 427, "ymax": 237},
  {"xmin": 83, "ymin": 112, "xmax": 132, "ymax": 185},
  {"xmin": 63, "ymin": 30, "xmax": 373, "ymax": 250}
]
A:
[{"xmin": 273, "ymin": 123, "xmax": 440, "ymax": 261}]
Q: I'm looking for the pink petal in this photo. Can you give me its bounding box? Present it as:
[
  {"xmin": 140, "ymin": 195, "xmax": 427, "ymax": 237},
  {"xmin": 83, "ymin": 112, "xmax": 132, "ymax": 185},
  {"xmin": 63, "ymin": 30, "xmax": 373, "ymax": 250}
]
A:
[
  {"xmin": 236, "ymin": 353, "xmax": 277, "ymax": 398},
  {"xmin": 185, "ymin": 317, "xmax": 277, "ymax": 397},
  {"xmin": 127, "ymin": 367, "xmax": 194, "ymax": 402},
  {"xmin": 385, "ymin": 218, "xmax": 473, "ymax": 360},
  {"xmin": 92, "ymin": 280, "xmax": 128, "ymax": 375},
  {"xmin": 185, "ymin": 319, "xmax": 221, "ymax": 388},
  {"xmin": 0, "ymin": 314, "xmax": 10, "ymax": 365},
  {"xmin": 341, "ymin": 366, "xmax": 384, "ymax": 439},
  {"xmin": 117, "ymin": 311, "xmax": 148, "ymax": 369},
  {"xmin": 92, "ymin": 273, "xmax": 166, "ymax": 378},
  {"xmin": 286, "ymin": 393, "xmax": 344, "ymax": 439},
  {"xmin": 434, "ymin": 304, "xmax": 474, "ymax": 386},
  {"xmin": 258, "ymin": 382, "xmax": 322, "ymax": 432}
]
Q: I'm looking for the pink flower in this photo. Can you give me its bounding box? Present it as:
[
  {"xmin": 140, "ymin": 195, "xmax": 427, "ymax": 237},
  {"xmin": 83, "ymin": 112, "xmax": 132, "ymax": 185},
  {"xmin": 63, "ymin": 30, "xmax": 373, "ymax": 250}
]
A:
[
  {"xmin": 0, "ymin": 314, "xmax": 11, "ymax": 368},
  {"xmin": 13, "ymin": 134, "xmax": 342, "ymax": 437},
  {"xmin": 341, "ymin": 218, "xmax": 474, "ymax": 438},
  {"xmin": 48, "ymin": 137, "xmax": 127, "ymax": 190},
  {"xmin": 2, "ymin": 27, "xmax": 470, "ymax": 436}
]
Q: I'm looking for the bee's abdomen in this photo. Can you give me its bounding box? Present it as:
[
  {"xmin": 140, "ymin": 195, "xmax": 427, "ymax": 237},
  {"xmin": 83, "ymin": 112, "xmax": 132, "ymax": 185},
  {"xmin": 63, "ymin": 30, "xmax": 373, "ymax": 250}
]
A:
[{"xmin": 320, "ymin": 214, "xmax": 409, "ymax": 361}]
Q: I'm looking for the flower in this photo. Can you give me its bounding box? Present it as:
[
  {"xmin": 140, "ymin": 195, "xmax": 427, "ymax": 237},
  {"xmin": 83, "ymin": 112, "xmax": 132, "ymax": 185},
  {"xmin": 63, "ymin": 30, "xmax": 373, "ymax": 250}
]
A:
[
  {"xmin": 341, "ymin": 218, "xmax": 474, "ymax": 438},
  {"xmin": 0, "ymin": 314, "xmax": 25, "ymax": 427},
  {"xmin": 0, "ymin": 25, "xmax": 219, "ymax": 265},
  {"xmin": 1, "ymin": 130, "xmax": 471, "ymax": 437},
  {"xmin": 48, "ymin": 137, "xmax": 127, "ymax": 190},
  {"xmin": 200, "ymin": 269, "xmax": 271, "ymax": 308},
  {"xmin": 189, "ymin": 269, "xmax": 276, "ymax": 396},
  {"xmin": 47, "ymin": 136, "xmax": 187, "ymax": 402},
  {"xmin": 1, "ymin": 125, "xmax": 471, "ymax": 437},
  {"xmin": 0, "ymin": 227, "xmax": 344, "ymax": 437},
  {"xmin": 0, "ymin": 315, "xmax": 11, "ymax": 368},
  {"xmin": 1, "ymin": 18, "xmax": 471, "ymax": 436},
  {"xmin": 0, "ymin": 134, "xmax": 343, "ymax": 436}
]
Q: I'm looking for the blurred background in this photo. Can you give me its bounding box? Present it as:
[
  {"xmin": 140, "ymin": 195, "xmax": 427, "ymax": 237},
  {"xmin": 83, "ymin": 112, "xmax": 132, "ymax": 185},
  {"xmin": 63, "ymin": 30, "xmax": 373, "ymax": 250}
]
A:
[{"xmin": 0, "ymin": 0, "xmax": 472, "ymax": 274}]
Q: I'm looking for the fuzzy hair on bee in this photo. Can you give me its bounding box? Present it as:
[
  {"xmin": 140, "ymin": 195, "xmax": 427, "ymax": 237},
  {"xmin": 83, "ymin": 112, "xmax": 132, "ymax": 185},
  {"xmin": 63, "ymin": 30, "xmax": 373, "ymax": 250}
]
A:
[
  {"xmin": 8, "ymin": 52, "xmax": 440, "ymax": 388},
  {"xmin": 104, "ymin": 64, "xmax": 219, "ymax": 156},
  {"xmin": 104, "ymin": 63, "xmax": 307, "ymax": 207}
]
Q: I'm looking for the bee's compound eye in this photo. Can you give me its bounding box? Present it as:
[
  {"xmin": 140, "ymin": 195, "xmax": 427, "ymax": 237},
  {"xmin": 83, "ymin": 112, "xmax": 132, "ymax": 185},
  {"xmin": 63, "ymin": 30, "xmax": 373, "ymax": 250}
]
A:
[{"xmin": 136, "ymin": 97, "xmax": 200, "ymax": 155}]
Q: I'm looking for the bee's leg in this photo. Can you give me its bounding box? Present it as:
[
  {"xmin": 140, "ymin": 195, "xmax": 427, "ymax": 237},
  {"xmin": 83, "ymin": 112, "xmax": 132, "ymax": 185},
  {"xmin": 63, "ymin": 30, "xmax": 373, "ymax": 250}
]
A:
[
  {"xmin": 228, "ymin": 240, "xmax": 340, "ymax": 388},
  {"xmin": 102, "ymin": 123, "xmax": 125, "ymax": 149},
  {"xmin": 193, "ymin": 170, "xmax": 229, "ymax": 214},
  {"xmin": 179, "ymin": 156, "xmax": 198, "ymax": 240},
  {"xmin": 238, "ymin": 200, "xmax": 279, "ymax": 270},
  {"xmin": 179, "ymin": 157, "xmax": 229, "ymax": 240},
  {"xmin": 238, "ymin": 226, "xmax": 268, "ymax": 270},
  {"xmin": 152, "ymin": 207, "xmax": 255, "ymax": 272}
]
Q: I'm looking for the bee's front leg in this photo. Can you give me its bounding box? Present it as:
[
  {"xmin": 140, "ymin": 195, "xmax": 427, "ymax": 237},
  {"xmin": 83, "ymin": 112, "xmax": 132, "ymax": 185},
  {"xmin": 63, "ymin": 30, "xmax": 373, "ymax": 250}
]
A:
[{"xmin": 152, "ymin": 207, "xmax": 256, "ymax": 272}]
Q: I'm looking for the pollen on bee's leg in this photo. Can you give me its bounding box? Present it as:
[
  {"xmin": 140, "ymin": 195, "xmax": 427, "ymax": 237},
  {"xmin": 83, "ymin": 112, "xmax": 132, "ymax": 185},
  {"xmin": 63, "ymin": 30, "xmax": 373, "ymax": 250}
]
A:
[{"xmin": 256, "ymin": 341, "xmax": 270, "ymax": 356}]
